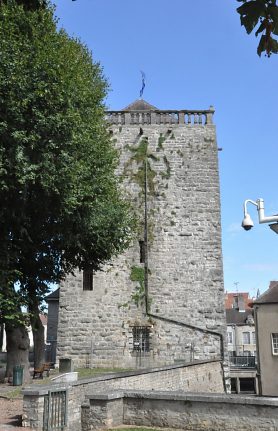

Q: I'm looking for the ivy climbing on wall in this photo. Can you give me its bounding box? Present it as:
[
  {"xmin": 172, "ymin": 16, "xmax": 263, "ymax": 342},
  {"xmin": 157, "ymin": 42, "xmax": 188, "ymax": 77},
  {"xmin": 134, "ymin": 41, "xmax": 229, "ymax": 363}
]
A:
[
  {"xmin": 130, "ymin": 266, "xmax": 145, "ymax": 307},
  {"xmin": 123, "ymin": 134, "xmax": 171, "ymax": 196},
  {"xmin": 124, "ymin": 137, "xmax": 158, "ymax": 196},
  {"xmin": 121, "ymin": 131, "xmax": 174, "ymax": 310}
]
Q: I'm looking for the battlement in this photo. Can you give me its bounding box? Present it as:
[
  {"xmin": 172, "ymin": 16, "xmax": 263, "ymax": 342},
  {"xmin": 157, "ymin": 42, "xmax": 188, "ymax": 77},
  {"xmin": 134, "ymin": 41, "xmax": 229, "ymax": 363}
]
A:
[{"xmin": 106, "ymin": 107, "xmax": 215, "ymax": 126}]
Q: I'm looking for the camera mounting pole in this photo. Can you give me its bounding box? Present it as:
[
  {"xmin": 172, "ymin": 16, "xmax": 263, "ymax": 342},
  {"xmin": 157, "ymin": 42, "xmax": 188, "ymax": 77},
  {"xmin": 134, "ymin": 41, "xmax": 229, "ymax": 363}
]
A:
[{"xmin": 242, "ymin": 198, "xmax": 278, "ymax": 233}]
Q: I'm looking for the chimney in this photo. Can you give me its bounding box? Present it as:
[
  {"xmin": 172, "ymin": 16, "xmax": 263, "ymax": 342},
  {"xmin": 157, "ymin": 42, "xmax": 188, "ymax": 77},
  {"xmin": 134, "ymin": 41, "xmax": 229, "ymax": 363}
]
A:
[
  {"xmin": 238, "ymin": 294, "xmax": 245, "ymax": 312},
  {"xmin": 269, "ymin": 281, "xmax": 278, "ymax": 289}
]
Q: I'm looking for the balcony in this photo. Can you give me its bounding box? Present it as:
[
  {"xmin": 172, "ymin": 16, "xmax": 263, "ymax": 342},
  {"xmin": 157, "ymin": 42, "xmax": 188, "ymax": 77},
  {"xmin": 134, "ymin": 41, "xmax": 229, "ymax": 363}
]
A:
[{"xmin": 229, "ymin": 355, "xmax": 256, "ymax": 368}]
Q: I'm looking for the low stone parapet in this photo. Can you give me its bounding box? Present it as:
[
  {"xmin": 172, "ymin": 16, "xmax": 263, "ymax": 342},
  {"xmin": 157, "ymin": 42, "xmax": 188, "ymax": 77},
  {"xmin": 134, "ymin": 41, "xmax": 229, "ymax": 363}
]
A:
[
  {"xmin": 82, "ymin": 390, "xmax": 278, "ymax": 431},
  {"xmin": 22, "ymin": 359, "xmax": 224, "ymax": 430}
]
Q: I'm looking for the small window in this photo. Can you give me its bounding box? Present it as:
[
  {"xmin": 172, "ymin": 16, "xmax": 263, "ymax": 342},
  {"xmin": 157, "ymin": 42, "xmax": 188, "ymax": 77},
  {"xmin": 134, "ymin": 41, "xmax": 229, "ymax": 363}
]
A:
[
  {"xmin": 233, "ymin": 296, "xmax": 239, "ymax": 309},
  {"xmin": 132, "ymin": 326, "xmax": 150, "ymax": 353},
  {"xmin": 252, "ymin": 331, "xmax": 256, "ymax": 344},
  {"xmin": 242, "ymin": 332, "xmax": 250, "ymax": 344},
  {"xmin": 227, "ymin": 332, "xmax": 233, "ymax": 344},
  {"xmin": 271, "ymin": 333, "xmax": 278, "ymax": 355},
  {"xmin": 83, "ymin": 270, "xmax": 93, "ymax": 291},
  {"xmin": 139, "ymin": 240, "xmax": 145, "ymax": 263}
]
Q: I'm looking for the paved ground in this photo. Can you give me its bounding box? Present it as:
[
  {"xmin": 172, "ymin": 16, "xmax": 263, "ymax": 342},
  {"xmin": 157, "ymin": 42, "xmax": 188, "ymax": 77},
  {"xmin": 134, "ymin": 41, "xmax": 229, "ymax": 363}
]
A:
[
  {"xmin": 0, "ymin": 397, "xmax": 31, "ymax": 430},
  {"xmin": 0, "ymin": 384, "xmax": 32, "ymax": 430}
]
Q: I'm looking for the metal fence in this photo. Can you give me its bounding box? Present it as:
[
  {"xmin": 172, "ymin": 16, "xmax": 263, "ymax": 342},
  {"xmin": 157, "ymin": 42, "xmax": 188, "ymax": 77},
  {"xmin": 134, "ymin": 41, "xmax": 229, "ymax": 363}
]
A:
[
  {"xmin": 43, "ymin": 389, "xmax": 68, "ymax": 431},
  {"xmin": 229, "ymin": 356, "xmax": 256, "ymax": 368}
]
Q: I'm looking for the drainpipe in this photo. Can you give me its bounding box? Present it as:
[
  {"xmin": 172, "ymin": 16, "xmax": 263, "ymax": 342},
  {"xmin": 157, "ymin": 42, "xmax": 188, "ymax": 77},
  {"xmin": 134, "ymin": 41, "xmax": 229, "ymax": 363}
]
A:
[
  {"xmin": 254, "ymin": 305, "xmax": 262, "ymax": 395},
  {"xmin": 144, "ymin": 158, "xmax": 149, "ymax": 314}
]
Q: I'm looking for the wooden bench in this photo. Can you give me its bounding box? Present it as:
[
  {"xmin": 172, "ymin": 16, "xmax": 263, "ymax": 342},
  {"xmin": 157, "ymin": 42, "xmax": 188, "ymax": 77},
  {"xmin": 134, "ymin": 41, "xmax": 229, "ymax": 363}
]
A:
[{"xmin": 33, "ymin": 362, "xmax": 51, "ymax": 379}]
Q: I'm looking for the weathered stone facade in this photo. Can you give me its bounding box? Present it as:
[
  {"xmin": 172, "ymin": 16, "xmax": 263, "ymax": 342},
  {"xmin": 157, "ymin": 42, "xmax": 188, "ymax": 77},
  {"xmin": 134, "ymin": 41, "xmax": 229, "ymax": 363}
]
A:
[
  {"xmin": 57, "ymin": 100, "xmax": 226, "ymax": 369},
  {"xmin": 22, "ymin": 360, "xmax": 225, "ymax": 430},
  {"xmin": 82, "ymin": 390, "xmax": 278, "ymax": 431}
]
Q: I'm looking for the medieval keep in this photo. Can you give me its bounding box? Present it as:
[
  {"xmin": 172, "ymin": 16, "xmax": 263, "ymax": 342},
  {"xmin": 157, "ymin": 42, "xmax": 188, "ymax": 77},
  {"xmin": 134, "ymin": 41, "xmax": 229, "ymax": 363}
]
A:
[{"xmin": 56, "ymin": 99, "xmax": 226, "ymax": 369}]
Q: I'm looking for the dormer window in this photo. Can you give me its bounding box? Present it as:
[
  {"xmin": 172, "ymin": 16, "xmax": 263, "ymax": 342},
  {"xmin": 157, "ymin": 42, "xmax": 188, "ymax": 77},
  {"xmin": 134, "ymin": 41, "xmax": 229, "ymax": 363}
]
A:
[{"xmin": 246, "ymin": 314, "xmax": 254, "ymax": 325}]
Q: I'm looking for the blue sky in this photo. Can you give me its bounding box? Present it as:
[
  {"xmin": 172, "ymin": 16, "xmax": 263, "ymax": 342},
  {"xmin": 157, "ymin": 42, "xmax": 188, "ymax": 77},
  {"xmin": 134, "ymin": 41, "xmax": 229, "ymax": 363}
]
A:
[{"xmin": 53, "ymin": 0, "xmax": 278, "ymax": 298}]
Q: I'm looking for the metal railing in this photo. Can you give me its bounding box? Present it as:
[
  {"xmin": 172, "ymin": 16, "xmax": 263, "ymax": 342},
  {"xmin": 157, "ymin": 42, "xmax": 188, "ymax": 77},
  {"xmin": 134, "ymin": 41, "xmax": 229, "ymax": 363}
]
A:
[
  {"xmin": 43, "ymin": 389, "xmax": 68, "ymax": 431},
  {"xmin": 229, "ymin": 356, "xmax": 256, "ymax": 368}
]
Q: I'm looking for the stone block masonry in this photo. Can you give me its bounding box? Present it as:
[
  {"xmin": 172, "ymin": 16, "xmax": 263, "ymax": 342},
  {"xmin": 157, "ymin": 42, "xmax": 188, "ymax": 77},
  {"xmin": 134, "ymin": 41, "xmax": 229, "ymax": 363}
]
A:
[
  {"xmin": 82, "ymin": 390, "xmax": 278, "ymax": 431},
  {"xmin": 57, "ymin": 101, "xmax": 227, "ymax": 370},
  {"xmin": 22, "ymin": 360, "xmax": 224, "ymax": 430}
]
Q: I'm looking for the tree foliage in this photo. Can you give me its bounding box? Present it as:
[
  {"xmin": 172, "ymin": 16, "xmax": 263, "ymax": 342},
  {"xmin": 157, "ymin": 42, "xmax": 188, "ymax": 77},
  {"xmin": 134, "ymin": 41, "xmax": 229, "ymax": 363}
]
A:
[
  {"xmin": 237, "ymin": 0, "xmax": 278, "ymax": 56},
  {"xmin": 0, "ymin": 1, "xmax": 133, "ymax": 341},
  {"xmin": 0, "ymin": 0, "xmax": 49, "ymax": 10}
]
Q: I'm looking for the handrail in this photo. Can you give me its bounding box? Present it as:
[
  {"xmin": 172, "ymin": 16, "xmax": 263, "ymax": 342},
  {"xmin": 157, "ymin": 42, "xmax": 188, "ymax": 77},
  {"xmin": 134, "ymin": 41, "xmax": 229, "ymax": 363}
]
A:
[{"xmin": 229, "ymin": 356, "xmax": 256, "ymax": 368}]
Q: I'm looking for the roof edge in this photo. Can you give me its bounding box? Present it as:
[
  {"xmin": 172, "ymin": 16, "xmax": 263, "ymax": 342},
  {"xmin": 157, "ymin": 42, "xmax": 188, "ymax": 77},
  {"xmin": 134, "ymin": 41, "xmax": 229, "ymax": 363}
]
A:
[{"xmin": 122, "ymin": 99, "xmax": 158, "ymax": 111}]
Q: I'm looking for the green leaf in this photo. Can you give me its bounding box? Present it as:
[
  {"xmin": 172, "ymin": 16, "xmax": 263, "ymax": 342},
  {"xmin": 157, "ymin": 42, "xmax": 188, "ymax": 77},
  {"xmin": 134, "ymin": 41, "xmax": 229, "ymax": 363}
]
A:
[
  {"xmin": 269, "ymin": 35, "xmax": 278, "ymax": 52},
  {"xmin": 0, "ymin": 1, "xmax": 134, "ymax": 327},
  {"xmin": 255, "ymin": 21, "xmax": 266, "ymax": 36},
  {"xmin": 268, "ymin": 4, "xmax": 278, "ymax": 35},
  {"xmin": 257, "ymin": 34, "xmax": 267, "ymax": 55},
  {"xmin": 237, "ymin": 0, "xmax": 267, "ymax": 34}
]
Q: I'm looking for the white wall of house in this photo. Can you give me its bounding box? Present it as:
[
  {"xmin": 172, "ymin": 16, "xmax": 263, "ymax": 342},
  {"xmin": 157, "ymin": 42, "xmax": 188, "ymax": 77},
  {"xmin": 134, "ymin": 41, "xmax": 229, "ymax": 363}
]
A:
[
  {"xmin": 1, "ymin": 321, "xmax": 47, "ymax": 352},
  {"xmin": 255, "ymin": 303, "xmax": 278, "ymax": 396},
  {"xmin": 227, "ymin": 324, "xmax": 256, "ymax": 357}
]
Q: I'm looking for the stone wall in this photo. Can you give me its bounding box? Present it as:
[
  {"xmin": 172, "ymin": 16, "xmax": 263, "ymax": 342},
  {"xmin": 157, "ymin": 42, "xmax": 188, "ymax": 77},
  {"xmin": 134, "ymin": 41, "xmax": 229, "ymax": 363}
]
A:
[
  {"xmin": 22, "ymin": 360, "xmax": 224, "ymax": 430},
  {"xmin": 57, "ymin": 103, "xmax": 226, "ymax": 369},
  {"xmin": 82, "ymin": 390, "xmax": 278, "ymax": 431}
]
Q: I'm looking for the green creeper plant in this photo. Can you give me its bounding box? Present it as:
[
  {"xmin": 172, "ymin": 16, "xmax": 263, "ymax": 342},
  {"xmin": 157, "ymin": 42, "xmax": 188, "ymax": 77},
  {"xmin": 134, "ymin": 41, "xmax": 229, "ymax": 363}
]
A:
[
  {"xmin": 124, "ymin": 138, "xmax": 158, "ymax": 196},
  {"xmin": 130, "ymin": 266, "xmax": 145, "ymax": 307}
]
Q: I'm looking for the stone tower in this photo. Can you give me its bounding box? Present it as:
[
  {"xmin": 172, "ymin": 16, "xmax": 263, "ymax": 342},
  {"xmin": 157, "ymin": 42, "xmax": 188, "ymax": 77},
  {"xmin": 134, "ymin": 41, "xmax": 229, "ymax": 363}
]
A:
[{"xmin": 57, "ymin": 99, "xmax": 226, "ymax": 369}]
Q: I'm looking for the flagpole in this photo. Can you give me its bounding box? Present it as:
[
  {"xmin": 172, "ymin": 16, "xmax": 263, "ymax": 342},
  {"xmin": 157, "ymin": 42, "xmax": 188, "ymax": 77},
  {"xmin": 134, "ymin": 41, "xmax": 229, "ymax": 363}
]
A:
[{"xmin": 139, "ymin": 71, "xmax": 146, "ymax": 99}]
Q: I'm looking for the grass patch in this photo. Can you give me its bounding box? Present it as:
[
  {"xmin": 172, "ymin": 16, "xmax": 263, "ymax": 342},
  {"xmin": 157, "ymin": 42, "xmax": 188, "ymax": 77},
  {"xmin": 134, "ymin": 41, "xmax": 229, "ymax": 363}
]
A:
[
  {"xmin": 0, "ymin": 387, "xmax": 22, "ymax": 399},
  {"xmin": 76, "ymin": 367, "xmax": 132, "ymax": 379},
  {"xmin": 108, "ymin": 428, "xmax": 171, "ymax": 431},
  {"xmin": 108, "ymin": 427, "xmax": 160, "ymax": 431},
  {"xmin": 29, "ymin": 367, "xmax": 132, "ymax": 385}
]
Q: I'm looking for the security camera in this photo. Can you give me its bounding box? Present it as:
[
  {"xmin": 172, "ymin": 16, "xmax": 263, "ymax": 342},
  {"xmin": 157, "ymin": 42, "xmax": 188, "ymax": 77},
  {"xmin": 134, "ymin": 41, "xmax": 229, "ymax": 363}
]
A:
[
  {"xmin": 242, "ymin": 198, "xmax": 278, "ymax": 233},
  {"xmin": 241, "ymin": 213, "xmax": 254, "ymax": 231}
]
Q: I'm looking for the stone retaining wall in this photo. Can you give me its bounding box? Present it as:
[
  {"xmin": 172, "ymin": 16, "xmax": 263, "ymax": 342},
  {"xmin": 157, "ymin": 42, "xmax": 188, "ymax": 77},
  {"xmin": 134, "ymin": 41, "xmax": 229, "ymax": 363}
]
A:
[
  {"xmin": 82, "ymin": 390, "xmax": 278, "ymax": 431},
  {"xmin": 22, "ymin": 360, "xmax": 224, "ymax": 430}
]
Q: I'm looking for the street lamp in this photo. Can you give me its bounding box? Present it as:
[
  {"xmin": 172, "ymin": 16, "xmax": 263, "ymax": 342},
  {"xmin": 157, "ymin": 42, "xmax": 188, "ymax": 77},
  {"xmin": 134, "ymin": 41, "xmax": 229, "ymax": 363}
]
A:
[{"xmin": 242, "ymin": 198, "xmax": 278, "ymax": 234}]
